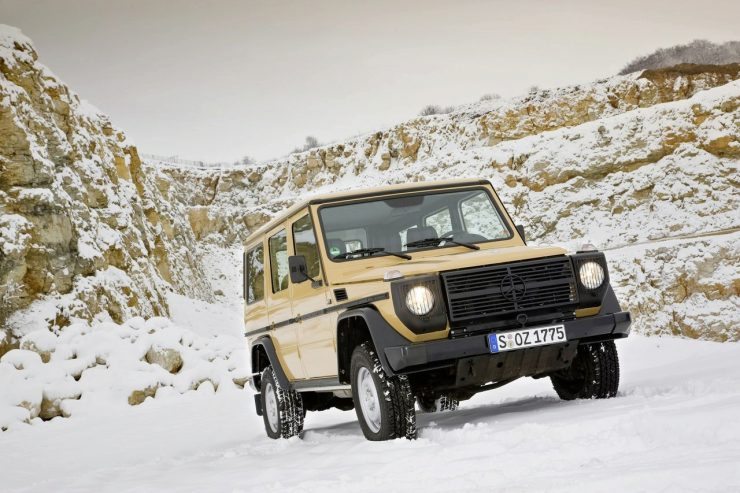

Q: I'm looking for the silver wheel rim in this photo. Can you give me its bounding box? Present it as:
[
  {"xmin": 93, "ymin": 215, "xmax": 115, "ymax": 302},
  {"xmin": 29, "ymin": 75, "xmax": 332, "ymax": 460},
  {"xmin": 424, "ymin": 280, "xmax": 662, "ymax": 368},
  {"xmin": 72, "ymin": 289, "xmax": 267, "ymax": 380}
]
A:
[
  {"xmin": 357, "ymin": 366, "xmax": 381, "ymax": 433},
  {"xmin": 265, "ymin": 382, "xmax": 279, "ymax": 433}
]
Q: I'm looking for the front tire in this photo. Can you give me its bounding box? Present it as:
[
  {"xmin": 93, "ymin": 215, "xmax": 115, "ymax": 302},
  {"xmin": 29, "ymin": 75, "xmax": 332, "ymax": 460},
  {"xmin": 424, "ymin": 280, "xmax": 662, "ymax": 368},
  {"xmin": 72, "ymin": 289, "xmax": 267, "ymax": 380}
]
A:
[
  {"xmin": 550, "ymin": 341, "xmax": 620, "ymax": 400},
  {"xmin": 350, "ymin": 343, "xmax": 416, "ymax": 441},
  {"xmin": 260, "ymin": 366, "xmax": 304, "ymax": 439}
]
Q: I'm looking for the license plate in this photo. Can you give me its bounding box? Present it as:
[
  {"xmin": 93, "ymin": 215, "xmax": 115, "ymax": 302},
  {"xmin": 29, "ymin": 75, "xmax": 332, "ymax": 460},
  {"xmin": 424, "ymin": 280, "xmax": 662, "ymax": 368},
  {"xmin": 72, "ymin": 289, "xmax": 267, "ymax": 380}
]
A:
[{"xmin": 488, "ymin": 324, "xmax": 566, "ymax": 353}]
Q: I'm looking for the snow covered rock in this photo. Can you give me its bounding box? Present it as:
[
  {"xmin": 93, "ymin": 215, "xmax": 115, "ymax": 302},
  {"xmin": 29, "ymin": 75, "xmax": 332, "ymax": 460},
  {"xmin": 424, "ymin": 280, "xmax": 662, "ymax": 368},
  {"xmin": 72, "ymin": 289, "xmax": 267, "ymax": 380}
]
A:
[
  {"xmin": 154, "ymin": 68, "xmax": 739, "ymax": 341},
  {"xmin": 611, "ymin": 231, "xmax": 740, "ymax": 341},
  {"xmin": 0, "ymin": 25, "xmax": 213, "ymax": 341},
  {"xmin": 145, "ymin": 347, "xmax": 183, "ymax": 374},
  {"xmin": 0, "ymin": 314, "xmax": 245, "ymax": 427},
  {"xmin": 19, "ymin": 330, "xmax": 56, "ymax": 363}
]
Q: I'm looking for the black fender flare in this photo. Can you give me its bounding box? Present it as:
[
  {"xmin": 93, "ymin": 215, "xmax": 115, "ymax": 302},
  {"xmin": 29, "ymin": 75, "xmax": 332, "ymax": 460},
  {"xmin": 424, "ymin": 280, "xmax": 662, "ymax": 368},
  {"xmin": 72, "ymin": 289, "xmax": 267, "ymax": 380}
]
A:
[
  {"xmin": 250, "ymin": 336, "xmax": 290, "ymax": 388},
  {"xmin": 336, "ymin": 306, "xmax": 410, "ymax": 382}
]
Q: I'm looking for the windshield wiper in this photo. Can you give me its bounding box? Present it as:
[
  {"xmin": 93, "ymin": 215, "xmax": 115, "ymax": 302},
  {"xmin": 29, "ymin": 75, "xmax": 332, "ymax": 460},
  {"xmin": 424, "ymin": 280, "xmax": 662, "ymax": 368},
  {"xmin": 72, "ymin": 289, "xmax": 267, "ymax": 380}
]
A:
[
  {"xmin": 405, "ymin": 237, "xmax": 480, "ymax": 251},
  {"xmin": 335, "ymin": 247, "xmax": 411, "ymax": 260}
]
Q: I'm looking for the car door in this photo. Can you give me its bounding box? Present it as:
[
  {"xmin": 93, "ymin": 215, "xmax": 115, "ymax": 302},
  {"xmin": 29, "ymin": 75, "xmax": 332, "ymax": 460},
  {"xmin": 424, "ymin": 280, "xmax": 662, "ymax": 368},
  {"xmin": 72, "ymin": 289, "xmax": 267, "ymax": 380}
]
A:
[
  {"xmin": 289, "ymin": 212, "xmax": 337, "ymax": 378},
  {"xmin": 266, "ymin": 226, "xmax": 306, "ymax": 380}
]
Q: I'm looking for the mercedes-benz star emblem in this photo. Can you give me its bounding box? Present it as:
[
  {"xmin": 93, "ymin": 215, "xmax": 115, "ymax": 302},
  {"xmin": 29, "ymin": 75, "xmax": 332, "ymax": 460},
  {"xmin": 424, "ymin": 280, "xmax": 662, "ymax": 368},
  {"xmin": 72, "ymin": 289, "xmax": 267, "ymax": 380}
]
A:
[{"xmin": 500, "ymin": 274, "xmax": 526, "ymax": 302}]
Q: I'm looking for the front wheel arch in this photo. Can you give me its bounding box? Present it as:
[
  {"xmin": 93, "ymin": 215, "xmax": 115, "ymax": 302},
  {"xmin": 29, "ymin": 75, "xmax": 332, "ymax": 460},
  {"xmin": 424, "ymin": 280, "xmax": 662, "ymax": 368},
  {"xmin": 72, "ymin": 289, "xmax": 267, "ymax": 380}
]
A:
[{"xmin": 336, "ymin": 307, "xmax": 410, "ymax": 384}]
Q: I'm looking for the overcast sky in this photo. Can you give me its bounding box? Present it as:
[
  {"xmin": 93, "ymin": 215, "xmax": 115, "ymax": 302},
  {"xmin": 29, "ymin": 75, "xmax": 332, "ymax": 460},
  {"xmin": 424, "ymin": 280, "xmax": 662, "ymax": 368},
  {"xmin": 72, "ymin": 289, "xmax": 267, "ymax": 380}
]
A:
[{"xmin": 2, "ymin": 0, "xmax": 738, "ymax": 163}]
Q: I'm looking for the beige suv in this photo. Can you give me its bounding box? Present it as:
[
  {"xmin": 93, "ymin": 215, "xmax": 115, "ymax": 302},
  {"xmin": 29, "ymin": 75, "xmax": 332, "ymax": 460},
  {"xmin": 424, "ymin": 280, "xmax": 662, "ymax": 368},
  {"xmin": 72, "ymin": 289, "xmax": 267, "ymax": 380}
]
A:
[{"xmin": 243, "ymin": 179, "xmax": 631, "ymax": 441}]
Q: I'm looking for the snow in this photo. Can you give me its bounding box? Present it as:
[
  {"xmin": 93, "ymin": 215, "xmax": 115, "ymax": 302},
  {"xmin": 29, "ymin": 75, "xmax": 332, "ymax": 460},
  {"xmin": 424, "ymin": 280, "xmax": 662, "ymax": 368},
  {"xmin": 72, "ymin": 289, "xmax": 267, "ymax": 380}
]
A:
[
  {"xmin": 0, "ymin": 293, "xmax": 248, "ymax": 431},
  {"xmin": 1, "ymin": 333, "xmax": 739, "ymax": 492}
]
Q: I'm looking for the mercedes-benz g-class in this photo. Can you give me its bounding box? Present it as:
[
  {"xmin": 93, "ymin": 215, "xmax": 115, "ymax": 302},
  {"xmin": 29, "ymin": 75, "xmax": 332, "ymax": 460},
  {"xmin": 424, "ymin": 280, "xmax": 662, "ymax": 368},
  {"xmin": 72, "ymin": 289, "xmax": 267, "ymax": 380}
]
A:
[{"xmin": 243, "ymin": 179, "xmax": 631, "ymax": 441}]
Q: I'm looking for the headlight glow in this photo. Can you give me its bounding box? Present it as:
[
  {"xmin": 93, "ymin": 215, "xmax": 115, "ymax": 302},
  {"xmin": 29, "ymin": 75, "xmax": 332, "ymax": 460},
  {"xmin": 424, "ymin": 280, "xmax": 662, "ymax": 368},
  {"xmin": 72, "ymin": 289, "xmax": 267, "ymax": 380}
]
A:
[
  {"xmin": 405, "ymin": 285, "xmax": 435, "ymax": 316},
  {"xmin": 579, "ymin": 261, "xmax": 605, "ymax": 290}
]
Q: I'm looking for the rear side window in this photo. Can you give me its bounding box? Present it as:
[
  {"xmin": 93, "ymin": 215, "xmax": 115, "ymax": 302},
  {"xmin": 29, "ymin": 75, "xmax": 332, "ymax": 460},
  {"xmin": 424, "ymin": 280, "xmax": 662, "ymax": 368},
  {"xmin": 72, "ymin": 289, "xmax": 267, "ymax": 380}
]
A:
[
  {"xmin": 292, "ymin": 215, "xmax": 321, "ymax": 279},
  {"xmin": 245, "ymin": 245, "xmax": 265, "ymax": 304},
  {"xmin": 269, "ymin": 230, "xmax": 289, "ymax": 293}
]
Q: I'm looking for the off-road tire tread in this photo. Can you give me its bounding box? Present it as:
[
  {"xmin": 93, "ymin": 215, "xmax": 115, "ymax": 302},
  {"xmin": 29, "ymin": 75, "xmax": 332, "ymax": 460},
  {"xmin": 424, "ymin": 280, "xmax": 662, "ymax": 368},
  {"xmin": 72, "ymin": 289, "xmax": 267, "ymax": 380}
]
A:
[
  {"xmin": 417, "ymin": 394, "xmax": 460, "ymax": 413},
  {"xmin": 436, "ymin": 395, "xmax": 460, "ymax": 412},
  {"xmin": 352, "ymin": 343, "xmax": 416, "ymax": 440},
  {"xmin": 261, "ymin": 366, "xmax": 304, "ymax": 439},
  {"xmin": 551, "ymin": 341, "xmax": 620, "ymax": 400}
]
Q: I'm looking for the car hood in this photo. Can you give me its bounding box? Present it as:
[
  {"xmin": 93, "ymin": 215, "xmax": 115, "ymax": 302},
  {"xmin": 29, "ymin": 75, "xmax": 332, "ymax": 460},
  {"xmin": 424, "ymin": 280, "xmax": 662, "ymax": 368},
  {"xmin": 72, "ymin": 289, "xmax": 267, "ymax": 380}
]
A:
[{"xmin": 331, "ymin": 245, "xmax": 569, "ymax": 285}]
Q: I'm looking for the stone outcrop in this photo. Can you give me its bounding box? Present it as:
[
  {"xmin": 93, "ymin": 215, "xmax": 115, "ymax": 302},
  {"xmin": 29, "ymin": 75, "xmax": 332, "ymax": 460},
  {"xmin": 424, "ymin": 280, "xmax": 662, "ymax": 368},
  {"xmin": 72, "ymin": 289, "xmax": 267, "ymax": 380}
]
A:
[
  {"xmin": 151, "ymin": 67, "xmax": 739, "ymax": 341},
  {"xmin": 153, "ymin": 64, "xmax": 739, "ymax": 248},
  {"xmin": 1, "ymin": 24, "xmax": 738, "ymax": 343},
  {"xmin": 0, "ymin": 26, "xmax": 213, "ymax": 343}
]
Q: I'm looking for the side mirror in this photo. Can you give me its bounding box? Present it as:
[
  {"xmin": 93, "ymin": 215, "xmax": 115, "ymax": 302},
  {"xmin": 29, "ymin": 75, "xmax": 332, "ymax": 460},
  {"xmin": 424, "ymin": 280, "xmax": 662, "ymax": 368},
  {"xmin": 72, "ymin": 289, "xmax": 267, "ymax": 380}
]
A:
[
  {"xmin": 289, "ymin": 255, "xmax": 310, "ymax": 284},
  {"xmin": 515, "ymin": 224, "xmax": 526, "ymax": 244}
]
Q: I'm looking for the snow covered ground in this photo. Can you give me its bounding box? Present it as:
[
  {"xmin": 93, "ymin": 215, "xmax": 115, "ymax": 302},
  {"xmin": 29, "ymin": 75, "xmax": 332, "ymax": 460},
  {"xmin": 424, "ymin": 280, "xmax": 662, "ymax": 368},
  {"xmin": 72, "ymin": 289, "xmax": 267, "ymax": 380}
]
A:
[{"xmin": 2, "ymin": 326, "xmax": 739, "ymax": 492}]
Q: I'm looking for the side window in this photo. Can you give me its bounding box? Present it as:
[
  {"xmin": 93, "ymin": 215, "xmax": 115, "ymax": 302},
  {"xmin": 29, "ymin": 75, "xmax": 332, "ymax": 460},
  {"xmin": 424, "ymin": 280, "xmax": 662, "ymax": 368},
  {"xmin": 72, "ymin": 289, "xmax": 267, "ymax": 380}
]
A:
[
  {"xmin": 245, "ymin": 245, "xmax": 265, "ymax": 304},
  {"xmin": 460, "ymin": 191, "xmax": 509, "ymax": 239},
  {"xmin": 292, "ymin": 215, "xmax": 320, "ymax": 279},
  {"xmin": 424, "ymin": 208, "xmax": 452, "ymax": 236},
  {"xmin": 269, "ymin": 230, "xmax": 289, "ymax": 293}
]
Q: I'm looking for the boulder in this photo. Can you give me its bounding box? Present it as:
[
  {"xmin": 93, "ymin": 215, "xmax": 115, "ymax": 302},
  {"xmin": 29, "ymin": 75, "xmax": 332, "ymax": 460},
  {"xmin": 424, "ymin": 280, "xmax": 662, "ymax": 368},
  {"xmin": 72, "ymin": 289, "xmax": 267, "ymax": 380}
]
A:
[
  {"xmin": 128, "ymin": 385, "xmax": 159, "ymax": 406},
  {"xmin": 145, "ymin": 346, "xmax": 183, "ymax": 374}
]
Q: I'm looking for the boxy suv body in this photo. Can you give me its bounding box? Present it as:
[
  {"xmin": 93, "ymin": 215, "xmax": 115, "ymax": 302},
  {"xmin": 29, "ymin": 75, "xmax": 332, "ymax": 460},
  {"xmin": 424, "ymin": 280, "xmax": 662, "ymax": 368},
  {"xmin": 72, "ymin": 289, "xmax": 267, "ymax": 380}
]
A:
[{"xmin": 243, "ymin": 179, "xmax": 631, "ymax": 440}]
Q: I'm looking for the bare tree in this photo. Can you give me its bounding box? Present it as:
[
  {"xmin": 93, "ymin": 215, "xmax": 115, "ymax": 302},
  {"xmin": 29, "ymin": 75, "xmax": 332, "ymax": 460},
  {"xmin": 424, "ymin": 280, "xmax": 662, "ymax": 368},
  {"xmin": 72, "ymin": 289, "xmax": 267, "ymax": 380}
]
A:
[
  {"xmin": 479, "ymin": 93, "xmax": 501, "ymax": 101},
  {"xmin": 419, "ymin": 105, "xmax": 456, "ymax": 116},
  {"xmin": 419, "ymin": 104, "xmax": 443, "ymax": 116},
  {"xmin": 234, "ymin": 155, "xmax": 255, "ymax": 166},
  {"xmin": 303, "ymin": 136, "xmax": 320, "ymax": 151},
  {"xmin": 619, "ymin": 39, "xmax": 740, "ymax": 75},
  {"xmin": 290, "ymin": 136, "xmax": 321, "ymax": 155}
]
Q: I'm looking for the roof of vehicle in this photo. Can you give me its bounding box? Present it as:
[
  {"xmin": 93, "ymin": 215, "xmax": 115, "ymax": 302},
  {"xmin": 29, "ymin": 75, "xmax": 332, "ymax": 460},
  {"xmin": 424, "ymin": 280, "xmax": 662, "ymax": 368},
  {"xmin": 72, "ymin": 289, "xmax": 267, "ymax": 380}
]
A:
[{"xmin": 244, "ymin": 178, "xmax": 490, "ymax": 246}]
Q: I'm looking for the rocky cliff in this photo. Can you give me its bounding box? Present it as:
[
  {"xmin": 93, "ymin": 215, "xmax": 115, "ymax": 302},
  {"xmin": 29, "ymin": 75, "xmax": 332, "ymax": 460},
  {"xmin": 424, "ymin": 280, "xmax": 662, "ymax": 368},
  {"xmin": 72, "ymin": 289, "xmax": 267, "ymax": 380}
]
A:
[
  {"xmin": 0, "ymin": 26, "xmax": 212, "ymax": 355},
  {"xmin": 153, "ymin": 65, "xmax": 739, "ymax": 341},
  {"xmin": 1, "ymin": 24, "xmax": 738, "ymax": 349}
]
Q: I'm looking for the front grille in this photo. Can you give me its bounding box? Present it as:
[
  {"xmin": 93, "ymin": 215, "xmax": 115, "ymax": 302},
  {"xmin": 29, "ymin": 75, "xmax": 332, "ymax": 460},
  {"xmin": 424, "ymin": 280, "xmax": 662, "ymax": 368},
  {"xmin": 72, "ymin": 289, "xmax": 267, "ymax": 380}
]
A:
[{"xmin": 441, "ymin": 256, "xmax": 578, "ymax": 323}]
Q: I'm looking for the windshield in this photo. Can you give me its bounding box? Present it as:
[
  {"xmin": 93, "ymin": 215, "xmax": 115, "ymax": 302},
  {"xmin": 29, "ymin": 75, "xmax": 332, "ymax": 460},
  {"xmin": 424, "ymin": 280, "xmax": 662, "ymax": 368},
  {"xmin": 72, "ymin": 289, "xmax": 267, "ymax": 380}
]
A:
[{"xmin": 319, "ymin": 188, "xmax": 512, "ymax": 261}]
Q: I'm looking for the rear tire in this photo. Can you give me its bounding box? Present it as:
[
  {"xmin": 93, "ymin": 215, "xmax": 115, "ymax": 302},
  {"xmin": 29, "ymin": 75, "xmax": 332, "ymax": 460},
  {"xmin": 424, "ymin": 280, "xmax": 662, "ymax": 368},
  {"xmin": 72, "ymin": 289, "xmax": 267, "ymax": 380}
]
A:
[
  {"xmin": 350, "ymin": 343, "xmax": 416, "ymax": 441},
  {"xmin": 550, "ymin": 341, "xmax": 620, "ymax": 400},
  {"xmin": 417, "ymin": 394, "xmax": 459, "ymax": 413},
  {"xmin": 260, "ymin": 366, "xmax": 304, "ymax": 439}
]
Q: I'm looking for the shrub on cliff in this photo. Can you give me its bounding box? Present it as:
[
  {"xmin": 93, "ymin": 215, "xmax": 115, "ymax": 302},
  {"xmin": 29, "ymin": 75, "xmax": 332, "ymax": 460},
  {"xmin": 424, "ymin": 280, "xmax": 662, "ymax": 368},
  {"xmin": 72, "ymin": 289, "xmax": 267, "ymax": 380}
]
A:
[{"xmin": 619, "ymin": 39, "xmax": 740, "ymax": 75}]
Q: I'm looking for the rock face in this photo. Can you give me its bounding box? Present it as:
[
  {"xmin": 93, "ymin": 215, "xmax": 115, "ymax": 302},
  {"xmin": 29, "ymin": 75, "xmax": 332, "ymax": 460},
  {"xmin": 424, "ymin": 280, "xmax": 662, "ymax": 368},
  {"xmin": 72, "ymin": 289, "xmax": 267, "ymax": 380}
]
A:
[
  {"xmin": 154, "ymin": 64, "xmax": 740, "ymax": 248},
  {"xmin": 1, "ymin": 24, "xmax": 738, "ymax": 342},
  {"xmin": 0, "ymin": 26, "xmax": 212, "ymax": 343},
  {"xmin": 154, "ymin": 68, "xmax": 739, "ymax": 341}
]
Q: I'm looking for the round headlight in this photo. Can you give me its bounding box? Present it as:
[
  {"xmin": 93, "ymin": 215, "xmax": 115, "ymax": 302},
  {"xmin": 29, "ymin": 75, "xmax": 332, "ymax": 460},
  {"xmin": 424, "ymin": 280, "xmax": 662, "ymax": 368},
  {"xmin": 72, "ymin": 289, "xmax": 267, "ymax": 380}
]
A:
[
  {"xmin": 579, "ymin": 261, "xmax": 605, "ymax": 290},
  {"xmin": 405, "ymin": 286, "xmax": 435, "ymax": 316}
]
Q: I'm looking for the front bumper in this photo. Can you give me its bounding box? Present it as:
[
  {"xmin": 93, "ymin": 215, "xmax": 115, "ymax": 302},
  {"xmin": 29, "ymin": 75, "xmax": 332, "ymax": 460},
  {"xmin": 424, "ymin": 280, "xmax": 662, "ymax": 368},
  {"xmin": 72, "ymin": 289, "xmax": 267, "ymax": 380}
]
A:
[{"xmin": 384, "ymin": 311, "xmax": 631, "ymax": 373}]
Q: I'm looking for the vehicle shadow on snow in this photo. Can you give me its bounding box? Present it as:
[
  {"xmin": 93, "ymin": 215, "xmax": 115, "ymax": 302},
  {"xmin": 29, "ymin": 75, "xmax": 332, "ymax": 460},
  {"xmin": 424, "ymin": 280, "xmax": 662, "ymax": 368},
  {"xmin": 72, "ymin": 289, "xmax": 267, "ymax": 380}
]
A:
[{"xmin": 305, "ymin": 395, "xmax": 565, "ymax": 439}]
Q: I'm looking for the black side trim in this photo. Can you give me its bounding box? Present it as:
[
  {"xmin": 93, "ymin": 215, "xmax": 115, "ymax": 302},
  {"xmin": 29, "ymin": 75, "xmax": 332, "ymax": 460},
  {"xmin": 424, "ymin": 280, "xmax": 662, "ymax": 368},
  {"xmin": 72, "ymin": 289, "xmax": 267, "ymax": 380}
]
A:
[
  {"xmin": 250, "ymin": 336, "xmax": 290, "ymax": 388},
  {"xmin": 244, "ymin": 292, "xmax": 389, "ymax": 337},
  {"xmin": 292, "ymin": 377, "xmax": 346, "ymax": 391}
]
